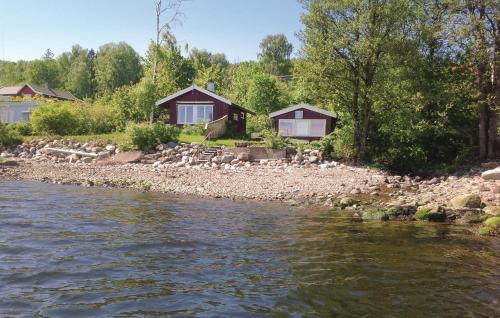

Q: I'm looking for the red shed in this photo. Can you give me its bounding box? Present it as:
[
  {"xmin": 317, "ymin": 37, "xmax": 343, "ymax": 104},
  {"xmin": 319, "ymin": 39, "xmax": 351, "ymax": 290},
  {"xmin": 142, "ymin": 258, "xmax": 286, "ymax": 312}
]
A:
[
  {"xmin": 155, "ymin": 84, "xmax": 254, "ymax": 135},
  {"xmin": 269, "ymin": 103, "xmax": 337, "ymax": 140},
  {"xmin": 0, "ymin": 84, "xmax": 77, "ymax": 101}
]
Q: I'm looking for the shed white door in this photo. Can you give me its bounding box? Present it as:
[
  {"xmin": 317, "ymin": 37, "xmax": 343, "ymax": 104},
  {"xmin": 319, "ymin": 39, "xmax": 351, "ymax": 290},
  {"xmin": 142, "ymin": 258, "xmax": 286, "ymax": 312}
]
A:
[
  {"xmin": 278, "ymin": 119, "xmax": 326, "ymax": 137},
  {"xmin": 295, "ymin": 120, "xmax": 309, "ymax": 136}
]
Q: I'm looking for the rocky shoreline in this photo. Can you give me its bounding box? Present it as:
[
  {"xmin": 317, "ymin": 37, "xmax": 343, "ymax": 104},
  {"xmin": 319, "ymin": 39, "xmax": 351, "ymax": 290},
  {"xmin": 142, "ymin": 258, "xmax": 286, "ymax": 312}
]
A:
[{"xmin": 1, "ymin": 139, "xmax": 500, "ymax": 236}]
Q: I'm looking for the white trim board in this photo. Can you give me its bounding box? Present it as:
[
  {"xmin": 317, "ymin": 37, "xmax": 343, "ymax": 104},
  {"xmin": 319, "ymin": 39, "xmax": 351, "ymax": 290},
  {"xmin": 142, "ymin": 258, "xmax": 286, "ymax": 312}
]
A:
[
  {"xmin": 155, "ymin": 84, "xmax": 232, "ymax": 106},
  {"xmin": 269, "ymin": 103, "xmax": 337, "ymax": 118}
]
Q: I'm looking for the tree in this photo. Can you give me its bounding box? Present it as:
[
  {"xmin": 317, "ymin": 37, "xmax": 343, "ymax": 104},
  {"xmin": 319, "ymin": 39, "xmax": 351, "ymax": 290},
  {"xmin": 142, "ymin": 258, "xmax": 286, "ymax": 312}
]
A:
[
  {"xmin": 150, "ymin": 0, "xmax": 186, "ymax": 123},
  {"xmin": 27, "ymin": 59, "xmax": 60, "ymax": 87},
  {"xmin": 299, "ymin": 0, "xmax": 415, "ymax": 162},
  {"xmin": 190, "ymin": 48, "xmax": 229, "ymax": 92},
  {"xmin": 258, "ymin": 34, "xmax": 293, "ymax": 76},
  {"xmin": 225, "ymin": 61, "xmax": 290, "ymax": 114},
  {"xmin": 94, "ymin": 42, "xmax": 143, "ymax": 94},
  {"xmin": 450, "ymin": 0, "xmax": 499, "ymax": 160},
  {"xmin": 42, "ymin": 48, "xmax": 55, "ymax": 60},
  {"xmin": 57, "ymin": 45, "xmax": 96, "ymax": 98},
  {"xmin": 190, "ymin": 48, "xmax": 229, "ymax": 70}
]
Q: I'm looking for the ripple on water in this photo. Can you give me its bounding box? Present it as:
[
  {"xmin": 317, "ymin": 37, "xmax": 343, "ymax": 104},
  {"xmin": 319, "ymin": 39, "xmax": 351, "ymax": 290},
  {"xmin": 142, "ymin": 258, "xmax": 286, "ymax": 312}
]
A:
[{"xmin": 0, "ymin": 181, "xmax": 498, "ymax": 317}]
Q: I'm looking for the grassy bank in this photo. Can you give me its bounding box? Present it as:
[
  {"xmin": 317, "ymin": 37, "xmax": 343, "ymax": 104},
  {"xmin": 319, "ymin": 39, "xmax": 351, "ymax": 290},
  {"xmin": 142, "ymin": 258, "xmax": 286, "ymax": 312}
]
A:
[{"xmin": 23, "ymin": 133, "xmax": 237, "ymax": 148}]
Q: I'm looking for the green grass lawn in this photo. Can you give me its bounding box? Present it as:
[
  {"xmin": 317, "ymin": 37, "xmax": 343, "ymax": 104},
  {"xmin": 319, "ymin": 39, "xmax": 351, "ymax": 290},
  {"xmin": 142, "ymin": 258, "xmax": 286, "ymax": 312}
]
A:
[{"xmin": 23, "ymin": 132, "xmax": 237, "ymax": 148}]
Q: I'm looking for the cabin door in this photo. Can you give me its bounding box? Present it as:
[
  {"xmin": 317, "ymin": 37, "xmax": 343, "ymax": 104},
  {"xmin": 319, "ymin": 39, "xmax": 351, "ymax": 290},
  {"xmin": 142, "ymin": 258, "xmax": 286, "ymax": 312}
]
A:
[{"xmin": 295, "ymin": 120, "xmax": 309, "ymax": 136}]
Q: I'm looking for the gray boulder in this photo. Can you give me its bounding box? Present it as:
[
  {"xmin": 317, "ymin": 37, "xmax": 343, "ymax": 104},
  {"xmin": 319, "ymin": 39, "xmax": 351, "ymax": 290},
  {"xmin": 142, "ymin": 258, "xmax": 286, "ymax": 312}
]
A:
[
  {"xmin": 237, "ymin": 152, "xmax": 250, "ymax": 161},
  {"xmin": 221, "ymin": 154, "xmax": 235, "ymax": 164},
  {"xmin": 308, "ymin": 156, "xmax": 319, "ymax": 163},
  {"xmin": 482, "ymin": 168, "xmax": 500, "ymax": 180}
]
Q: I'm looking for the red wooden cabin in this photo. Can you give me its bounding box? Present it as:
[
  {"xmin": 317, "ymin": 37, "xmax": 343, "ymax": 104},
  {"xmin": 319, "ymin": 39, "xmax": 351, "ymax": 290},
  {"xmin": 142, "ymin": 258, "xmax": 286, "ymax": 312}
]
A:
[
  {"xmin": 0, "ymin": 84, "xmax": 77, "ymax": 101},
  {"xmin": 155, "ymin": 84, "xmax": 254, "ymax": 135}
]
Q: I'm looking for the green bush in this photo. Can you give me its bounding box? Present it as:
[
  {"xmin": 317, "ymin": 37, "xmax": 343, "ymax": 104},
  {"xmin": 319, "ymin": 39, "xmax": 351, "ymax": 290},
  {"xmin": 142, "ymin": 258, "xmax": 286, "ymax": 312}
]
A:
[
  {"xmin": 31, "ymin": 102, "xmax": 85, "ymax": 135},
  {"xmin": 7, "ymin": 122, "xmax": 33, "ymax": 136},
  {"xmin": 247, "ymin": 114, "xmax": 272, "ymax": 133},
  {"xmin": 182, "ymin": 123, "xmax": 205, "ymax": 135},
  {"xmin": 320, "ymin": 133, "xmax": 335, "ymax": 158},
  {"xmin": 262, "ymin": 129, "xmax": 289, "ymax": 149},
  {"xmin": 0, "ymin": 124, "xmax": 22, "ymax": 148},
  {"xmin": 333, "ymin": 121, "xmax": 355, "ymax": 159},
  {"xmin": 85, "ymin": 101, "xmax": 125, "ymax": 134},
  {"xmin": 124, "ymin": 123, "xmax": 181, "ymax": 152}
]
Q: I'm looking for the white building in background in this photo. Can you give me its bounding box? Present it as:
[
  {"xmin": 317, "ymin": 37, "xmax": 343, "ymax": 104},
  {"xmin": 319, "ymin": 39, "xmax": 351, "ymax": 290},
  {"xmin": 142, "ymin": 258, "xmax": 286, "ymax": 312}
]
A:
[{"xmin": 0, "ymin": 99, "xmax": 40, "ymax": 123}]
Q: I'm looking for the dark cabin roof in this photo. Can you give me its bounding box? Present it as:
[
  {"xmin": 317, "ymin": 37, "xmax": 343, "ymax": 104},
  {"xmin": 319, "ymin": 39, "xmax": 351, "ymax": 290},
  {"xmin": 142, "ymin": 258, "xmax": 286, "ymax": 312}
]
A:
[
  {"xmin": 26, "ymin": 84, "xmax": 78, "ymax": 101},
  {"xmin": 155, "ymin": 84, "xmax": 255, "ymax": 115},
  {"xmin": 269, "ymin": 103, "xmax": 337, "ymax": 118}
]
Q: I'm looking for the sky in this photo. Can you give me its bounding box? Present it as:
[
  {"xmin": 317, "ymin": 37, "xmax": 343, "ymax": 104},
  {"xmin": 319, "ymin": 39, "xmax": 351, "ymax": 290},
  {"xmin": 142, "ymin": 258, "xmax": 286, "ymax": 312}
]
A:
[{"xmin": 0, "ymin": 0, "xmax": 304, "ymax": 63}]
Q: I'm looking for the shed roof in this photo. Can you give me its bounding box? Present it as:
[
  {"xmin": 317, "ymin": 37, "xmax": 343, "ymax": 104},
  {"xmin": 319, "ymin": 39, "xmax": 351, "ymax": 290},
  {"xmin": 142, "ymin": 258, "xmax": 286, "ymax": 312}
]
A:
[
  {"xmin": 51, "ymin": 88, "xmax": 78, "ymax": 101},
  {"xmin": 269, "ymin": 103, "xmax": 337, "ymax": 118},
  {"xmin": 155, "ymin": 84, "xmax": 255, "ymax": 115},
  {"xmin": 0, "ymin": 86, "xmax": 22, "ymax": 95},
  {"xmin": 25, "ymin": 84, "xmax": 77, "ymax": 101},
  {"xmin": 27, "ymin": 84, "xmax": 59, "ymax": 98}
]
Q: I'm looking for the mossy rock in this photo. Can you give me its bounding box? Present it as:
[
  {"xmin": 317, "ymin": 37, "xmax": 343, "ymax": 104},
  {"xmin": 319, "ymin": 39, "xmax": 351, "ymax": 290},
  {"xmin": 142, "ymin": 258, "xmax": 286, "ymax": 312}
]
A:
[
  {"xmin": 479, "ymin": 217, "xmax": 500, "ymax": 236},
  {"xmin": 450, "ymin": 194, "xmax": 482, "ymax": 209},
  {"xmin": 461, "ymin": 214, "xmax": 487, "ymax": 224},
  {"xmin": 339, "ymin": 197, "xmax": 359, "ymax": 208},
  {"xmin": 484, "ymin": 216, "xmax": 500, "ymax": 228},
  {"xmin": 362, "ymin": 208, "xmax": 389, "ymax": 221},
  {"xmin": 385, "ymin": 206, "xmax": 404, "ymax": 219},
  {"xmin": 415, "ymin": 205, "xmax": 446, "ymax": 221}
]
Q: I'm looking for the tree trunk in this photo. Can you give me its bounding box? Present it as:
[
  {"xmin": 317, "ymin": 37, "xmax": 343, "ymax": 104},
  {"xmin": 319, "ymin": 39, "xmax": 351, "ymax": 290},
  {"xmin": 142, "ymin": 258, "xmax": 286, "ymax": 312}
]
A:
[
  {"xmin": 488, "ymin": 110, "xmax": 497, "ymax": 159},
  {"xmin": 479, "ymin": 102, "xmax": 489, "ymax": 160},
  {"xmin": 351, "ymin": 68, "xmax": 361, "ymax": 164},
  {"xmin": 491, "ymin": 14, "xmax": 500, "ymax": 160},
  {"xmin": 359, "ymin": 67, "xmax": 374, "ymax": 162},
  {"xmin": 150, "ymin": 1, "xmax": 162, "ymax": 125},
  {"xmin": 472, "ymin": 3, "xmax": 492, "ymax": 161}
]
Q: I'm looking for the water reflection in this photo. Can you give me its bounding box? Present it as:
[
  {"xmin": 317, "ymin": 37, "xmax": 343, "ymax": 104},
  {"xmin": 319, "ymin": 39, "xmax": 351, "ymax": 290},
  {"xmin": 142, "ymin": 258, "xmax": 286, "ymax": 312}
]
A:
[{"xmin": 0, "ymin": 181, "xmax": 498, "ymax": 317}]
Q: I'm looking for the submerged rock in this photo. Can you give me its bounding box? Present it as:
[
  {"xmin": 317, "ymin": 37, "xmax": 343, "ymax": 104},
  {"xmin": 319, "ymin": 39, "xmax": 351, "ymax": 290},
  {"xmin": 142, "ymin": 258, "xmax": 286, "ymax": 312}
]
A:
[
  {"xmin": 339, "ymin": 197, "xmax": 358, "ymax": 208},
  {"xmin": 362, "ymin": 208, "xmax": 389, "ymax": 221},
  {"xmin": 415, "ymin": 204, "xmax": 446, "ymax": 221}
]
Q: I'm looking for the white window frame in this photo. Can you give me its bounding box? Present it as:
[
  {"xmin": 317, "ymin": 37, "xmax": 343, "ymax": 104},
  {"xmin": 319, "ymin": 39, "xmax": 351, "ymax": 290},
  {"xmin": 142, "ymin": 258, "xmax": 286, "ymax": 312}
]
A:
[
  {"xmin": 278, "ymin": 119, "xmax": 326, "ymax": 137},
  {"xmin": 295, "ymin": 110, "xmax": 303, "ymax": 119},
  {"xmin": 177, "ymin": 103, "xmax": 214, "ymax": 124},
  {"xmin": 1, "ymin": 110, "xmax": 14, "ymax": 123}
]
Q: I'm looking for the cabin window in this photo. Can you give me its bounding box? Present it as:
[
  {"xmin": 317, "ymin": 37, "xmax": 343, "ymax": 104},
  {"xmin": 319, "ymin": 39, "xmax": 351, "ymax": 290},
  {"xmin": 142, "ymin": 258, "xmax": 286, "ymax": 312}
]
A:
[
  {"xmin": 295, "ymin": 110, "xmax": 303, "ymax": 119},
  {"xmin": 278, "ymin": 119, "xmax": 326, "ymax": 137},
  {"xmin": 0, "ymin": 110, "xmax": 14, "ymax": 123},
  {"xmin": 233, "ymin": 113, "xmax": 239, "ymax": 121},
  {"xmin": 279, "ymin": 120, "xmax": 294, "ymax": 136},
  {"xmin": 177, "ymin": 104, "xmax": 213, "ymax": 124},
  {"xmin": 21, "ymin": 111, "xmax": 31, "ymax": 122},
  {"xmin": 24, "ymin": 94, "xmax": 32, "ymax": 98}
]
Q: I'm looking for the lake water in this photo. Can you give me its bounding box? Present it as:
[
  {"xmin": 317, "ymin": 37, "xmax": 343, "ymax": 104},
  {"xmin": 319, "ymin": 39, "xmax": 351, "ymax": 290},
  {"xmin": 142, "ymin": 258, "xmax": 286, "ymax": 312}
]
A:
[{"xmin": 0, "ymin": 181, "xmax": 498, "ymax": 317}]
